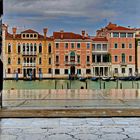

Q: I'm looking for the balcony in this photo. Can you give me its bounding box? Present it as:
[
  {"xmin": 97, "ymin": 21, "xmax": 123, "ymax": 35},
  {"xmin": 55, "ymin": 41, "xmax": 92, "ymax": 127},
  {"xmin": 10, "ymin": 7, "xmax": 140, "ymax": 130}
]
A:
[
  {"xmin": 92, "ymin": 62, "xmax": 111, "ymax": 66},
  {"xmin": 55, "ymin": 62, "xmax": 60, "ymax": 66},
  {"xmin": 86, "ymin": 62, "xmax": 90, "ymax": 66},
  {"xmin": 22, "ymin": 51, "xmax": 37, "ymax": 56},
  {"xmin": 120, "ymin": 62, "xmax": 127, "ymax": 66},
  {"xmin": 64, "ymin": 61, "xmax": 81, "ymax": 66},
  {"xmin": 22, "ymin": 63, "xmax": 36, "ymax": 67}
]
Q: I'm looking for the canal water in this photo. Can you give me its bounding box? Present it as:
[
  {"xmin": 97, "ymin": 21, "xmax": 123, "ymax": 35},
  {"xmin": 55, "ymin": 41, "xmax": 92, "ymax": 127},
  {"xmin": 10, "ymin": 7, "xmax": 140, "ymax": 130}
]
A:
[{"xmin": 3, "ymin": 80, "xmax": 140, "ymax": 90}]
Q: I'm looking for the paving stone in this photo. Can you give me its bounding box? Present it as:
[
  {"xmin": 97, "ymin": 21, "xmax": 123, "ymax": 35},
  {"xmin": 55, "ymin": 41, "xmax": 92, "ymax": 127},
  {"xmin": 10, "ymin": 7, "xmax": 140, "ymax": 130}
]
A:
[{"xmin": 0, "ymin": 135, "xmax": 17, "ymax": 140}]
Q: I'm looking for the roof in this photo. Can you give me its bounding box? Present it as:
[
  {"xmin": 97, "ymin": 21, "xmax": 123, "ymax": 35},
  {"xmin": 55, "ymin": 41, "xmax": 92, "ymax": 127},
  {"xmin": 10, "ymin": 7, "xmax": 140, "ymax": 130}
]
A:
[
  {"xmin": 92, "ymin": 37, "xmax": 108, "ymax": 42},
  {"xmin": 53, "ymin": 32, "xmax": 89, "ymax": 39},
  {"xmin": 111, "ymin": 26, "xmax": 134, "ymax": 31},
  {"xmin": 21, "ymin": 29, "xmax": 38, "ymax": 34}
]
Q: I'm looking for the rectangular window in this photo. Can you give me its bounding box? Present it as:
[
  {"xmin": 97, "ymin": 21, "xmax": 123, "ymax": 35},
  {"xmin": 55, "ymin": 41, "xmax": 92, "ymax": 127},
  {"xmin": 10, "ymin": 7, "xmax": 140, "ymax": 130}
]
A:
[
  {"xmin": 86, "ymin": 69, "xmax": 91, "ymax": 74},
  {"xmin": 114, "ymin": 68, "xmax": 118, "ymax": 73},
  {"xmin": 65, "ymin": 55, "xmax": 68, "ymax": 62},
  {"xmin": 122, "ymin": 43, "xmax": 125, "ymax": 48},
  {"xmin": 56, "ymin": 56, "xmax": 59, "ymax": 63},
  {"xmin": 103, "ymin": 44, "xmax": 107, "ymax": 51},
  {"xmin": 18, "ymin": 68, "xmax": 20, "ymax": 74},
  {"xmin": 120, "ymin": 33, "xmax": 126, "ymax": 37},
  {"xmin": 55, "ymin": 69, "xmax": 60, "ymax": 75},
  {"xmin": 65, "ymin": 43, "xmax": 68, "ymax": 49},
  {"xmin": 56, "ymin": 43, "xmax": 59, "ymax": 49},
  {"xmin": 92, "ymin": 44, "xmax": 95, "ymax": 50},
  {"xmin": 8, "ymin": 68, "xmax": 11, "ymax": 74},
  {"xmin": 87, "ymin": 43, "xmax": 90, "ymax": 49},
  {"xmin": 138, "ymin": 41, "xmax": 140, "ymax": 46},
  {"xmin": 115, "ymin": 56, "xmax": 118, "ymax": 62},
  {"xmin": 77, "ymin": 55, "xmax": 80, "ymax": 63},
  {"xmin": 71, "ymin": 43, "xmax": 75, "ymax": 48},
  {"xmin": 48, "ymin": 68, "xmax": 52, "ymax": 74},
  {"xmin": 39, "ymin": 58, "xmax": 42, "ymax": 64},
  {"xmin": 129, "ymin": 56, "xmax": 132, "ymax": 62},
  {"xmin": 77, "ymin": 69, "xmax": 81, "ymax": 74},
  {"xmin": 122, "ymin": 68, "xmax": 125, "ymax": 73},
  {"xmin": 64, "ymin": 69, "xmax": 68, "ymax": 74},
  {"xmin": 92, "ymin": 55, "xmax": 95, "ymax": 63},
  {"xmin": 49, "ymin": 58, "xmax": 51, "ymax": 65},
  {"xmin": 129, "ymin": 43, "xmax": 132, "ymax": 48},
  {"xmin": 77, "ymin": 43, "xmax": 80, "ymax": 49},
  {"xmin": 129, "ymin": 68, "xmax": 132, "ymax": 74},
  {"xmin": 114, "ymin": 43, "xmax": 118, "ymax": 48},
  {"xmin": 97, "ymin": 44, "xmax": 101, "ymax": 51},
  {"xmin": 87, "ymin": 56, "xmax": 90, "ymax": 63},
  {"xmin": 127, "ymin": 33, "xmax": 133, "ymax": 37},
  {"xmin": 113, "ymin": 32, "xmax": 119, "ymax": 37}
]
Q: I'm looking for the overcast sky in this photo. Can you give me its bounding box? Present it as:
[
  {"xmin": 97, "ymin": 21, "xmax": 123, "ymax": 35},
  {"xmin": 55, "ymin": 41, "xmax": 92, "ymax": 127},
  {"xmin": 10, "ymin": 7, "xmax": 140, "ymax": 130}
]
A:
[{"xmin": 3, "ymin": 0, "xmax": 140, "ymax": 36}]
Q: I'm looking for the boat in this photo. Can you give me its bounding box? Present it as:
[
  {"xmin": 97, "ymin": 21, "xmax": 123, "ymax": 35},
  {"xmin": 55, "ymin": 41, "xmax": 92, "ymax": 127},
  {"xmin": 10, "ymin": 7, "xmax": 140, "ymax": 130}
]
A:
[
  {"xmin": 110, "ymin": 77, "xmax": 116, "ymax": 81},
  {"xmin": 102, "ymin": 77, "xmax": 110, "ymax": 81},
  {"xmin": 118, "ymin": 77, "xmax": 129, "ymax": 81},
  {"xmin": 79, "ymin": 77, "xmax": 87, "ymax": 82},
  {"xmin": 91, "ymin": 77, "xmax": 98, "ymax": 81},
  {"xmin": 134, "ymin": 76, "xmax": 140, "ymax": 81}
]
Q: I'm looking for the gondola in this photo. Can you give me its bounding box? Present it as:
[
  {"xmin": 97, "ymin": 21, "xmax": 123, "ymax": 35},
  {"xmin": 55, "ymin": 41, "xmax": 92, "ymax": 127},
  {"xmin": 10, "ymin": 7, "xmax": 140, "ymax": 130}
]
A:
[
  {"xmin": 102, "ymin": 77, "xmax": 110, "ymax": 81},
  {"xmin": 79, "ymin": 77, "xmax": 87, "ymax": 82},
  {"xmin": 90, "ymin": 77, "xmax": 98, "ymax": 81},
  {"xmin": 110, "ymin": 77, "xmax": 116, "ymax": 81}
]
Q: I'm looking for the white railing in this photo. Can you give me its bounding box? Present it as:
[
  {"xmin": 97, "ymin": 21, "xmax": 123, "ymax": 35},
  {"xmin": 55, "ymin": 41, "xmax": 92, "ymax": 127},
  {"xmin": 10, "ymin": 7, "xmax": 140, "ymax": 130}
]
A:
[
  {"xmin": 22, "ymin": 63, "xmax": 36, "ymax": 67},
  {"xmin": 22, "ymin": 51, "xmax": 37, "ymax": 55}
]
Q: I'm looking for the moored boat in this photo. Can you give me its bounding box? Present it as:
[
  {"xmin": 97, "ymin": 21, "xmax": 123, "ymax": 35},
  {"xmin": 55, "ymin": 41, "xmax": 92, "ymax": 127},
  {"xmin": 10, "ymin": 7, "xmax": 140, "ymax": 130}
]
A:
[
  {"xmin": 79, "ymin": 77, "xmax": 87, "ymax": 82},
  {"xmin": 91, "ymin": 77, "xmax": 98, "ymax": 81},
  {"xmin": 102, "ymin": 77, "xmax": 110, "ymax": 81}
]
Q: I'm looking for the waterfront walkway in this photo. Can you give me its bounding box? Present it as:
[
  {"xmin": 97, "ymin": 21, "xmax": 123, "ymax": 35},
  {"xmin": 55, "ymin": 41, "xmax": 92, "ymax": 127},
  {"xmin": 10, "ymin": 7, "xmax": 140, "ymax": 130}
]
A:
[{"xmin": 1, "ymin": 118, "xmax": 140, "ymax": 140}]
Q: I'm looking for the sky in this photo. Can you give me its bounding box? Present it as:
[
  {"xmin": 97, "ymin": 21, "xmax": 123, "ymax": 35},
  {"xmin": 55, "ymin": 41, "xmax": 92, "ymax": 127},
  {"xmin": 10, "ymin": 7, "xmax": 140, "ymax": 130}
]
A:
[{"xmin": 3, "ymin": 0, "xmax": 140, "ymax": 36}]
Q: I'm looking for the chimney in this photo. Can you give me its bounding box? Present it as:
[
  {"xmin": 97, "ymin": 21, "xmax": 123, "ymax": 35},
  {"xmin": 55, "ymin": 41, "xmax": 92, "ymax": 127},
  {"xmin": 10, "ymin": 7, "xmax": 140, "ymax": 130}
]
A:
[
  {"xmin": 2, "ymin": 24, "xmax": 8, "ymax": 35},
  {"xmin": 81, "ymin": 30, "xmax": 85, "ymax": 38},
  {"xmin": 60, "ymin": 30, "xmax": 64, "ymax": 39},
  {"xmin": 12, "ymin": 27, "xmax": 17, "ymax": 39},
  {"xmin": 43, "ymin": 28, "xmax": 48, "ymax": 39}
]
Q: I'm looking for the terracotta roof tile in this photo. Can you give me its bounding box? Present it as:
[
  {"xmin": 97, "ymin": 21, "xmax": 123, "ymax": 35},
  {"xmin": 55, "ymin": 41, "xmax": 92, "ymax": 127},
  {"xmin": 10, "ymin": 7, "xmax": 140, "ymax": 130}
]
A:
[
  {"xmin": 92, "ymin": 37, "xmax": 108, "ymax": 42},
  {"xmin": 21, "ymin": 29, "xmax": 38, "ymax": 33}
]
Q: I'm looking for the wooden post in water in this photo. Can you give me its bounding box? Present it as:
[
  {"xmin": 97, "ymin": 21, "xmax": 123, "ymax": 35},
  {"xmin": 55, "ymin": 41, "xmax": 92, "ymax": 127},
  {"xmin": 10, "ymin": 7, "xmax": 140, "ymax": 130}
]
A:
[
  {"xmin": 116, "ymin": 79, "xmax": 119, "ymax": 89},
  {"xmin": 120, "ymin": 82, "xmax": 122, "ymax": 89},
  {"xmin": 67, "ymin": 82, "xmax": 69, "ymax": 89},
  {"xmin": 103, "ymin": 82, "xmax": 105, "ymax": 89},
  {"xmin": 55, "ymin": 80, "xmax": 57, "ymax": 89},
  {"xmin": 137, "ymin": 83, "xmax": 139, "ymax": 89},
  {"xmin": 62, "ymin": 85, "xmax": 63, "ymax": 89},
  {"xmin": 85, "ymin": 81, "xmax": 88, "ymax": 89},
  {"xmin": 132, "ymin": 80, "xmax": 134, "ymax": 89},
  {"xmin": 70, "ymin": 80, "xmax": 71, "ymax": 89}
]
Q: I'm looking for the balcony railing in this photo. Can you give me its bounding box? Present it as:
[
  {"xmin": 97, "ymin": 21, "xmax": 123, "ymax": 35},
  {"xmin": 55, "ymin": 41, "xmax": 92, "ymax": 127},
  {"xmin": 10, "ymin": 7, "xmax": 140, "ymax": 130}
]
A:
[
  {"xmin": 120, "ymin": 62, "xmax": 127, "ymax": 66},
  {"xmin": 64, "ymin": 61, "xmax": 81, "ymax": 66},
  {"xmin": 22, "ymin": 63, "xmax": 36, "ymax": 67},
  {"xmin": 22, "ymin": 51, "xmax": 37, "ymax": 56},
  {"xmin": 92, "ymin": 62, "xmax": 111, "ymax": 66}
]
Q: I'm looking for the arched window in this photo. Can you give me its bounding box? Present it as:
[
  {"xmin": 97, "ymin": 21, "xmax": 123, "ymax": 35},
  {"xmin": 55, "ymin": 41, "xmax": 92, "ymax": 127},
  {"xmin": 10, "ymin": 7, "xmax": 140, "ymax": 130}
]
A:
[
  {"xmin": 34, "ymin": 43, "xmax": 37, "ymax": 52},
  {"xmin": 39, "ymin": 57, "xmax": 42, "ymax": 64},
  {"xmin": 27, "ymin": 58, "xmax": 29, "ymax": 63},
  {"xmin": 48, "ymin": 43, "xmax": 51, "ymax": 54},
  {"xmin": 24, "ymin": 58, "xmax": 26, "ymax": 63},
  {"xmin": 8, "ymin": 43, "xmax": 11, "ymax": 53},
  {"xmin": 70, "ymin": 51, "xmax": 75, "ymax": 62},
  {"xmin": 30, "ymin": 43, "xmax": 33, "ymax": 52},
  {"xmin": 8, "ymin": 57, "xmax": 11, "ymax": 64},
  {"xmin": 18, "ymin": 43, "xmax": 21, "ymax": 53},
  {"xmin": 39, "ymin": 43, "xmax": 42, "ymax": 53},
  {"xmin": 30, "ymin": 57, "xmax": 33, "ymax": 63},
  {"xmin": 27, "ymin": 43, "xmax": 29, "ymax": 52},
  {"xmin": 122, "ymin": 53, "xmax": 125, "ymax": 63},
  {"xmin": 18, "ymin": 58, "xmax": 20, "ymax": 64},
  {"xmin": 23, "ymin": 43, "xmax": 25, "ymax": 52}
]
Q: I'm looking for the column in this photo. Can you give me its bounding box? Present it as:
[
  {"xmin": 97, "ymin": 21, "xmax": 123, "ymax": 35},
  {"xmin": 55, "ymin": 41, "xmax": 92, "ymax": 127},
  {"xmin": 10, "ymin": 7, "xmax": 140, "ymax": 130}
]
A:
[
  {"xmin": 103, "ymin": 67, "xmax": 104, "ymax": 76},
  {"xmin": 101, "ymin": 55, "xmax": 103, "ymax": 63},
  {"xmin": 95, "ymin": 55, "xmax": 97, "ymax": 63}
]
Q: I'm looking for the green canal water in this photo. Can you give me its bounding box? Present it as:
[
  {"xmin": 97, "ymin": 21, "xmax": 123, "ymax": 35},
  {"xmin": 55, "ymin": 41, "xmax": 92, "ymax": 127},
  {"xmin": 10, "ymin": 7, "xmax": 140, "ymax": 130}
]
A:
[{"xmin": 3, "ymin": 80, "xmax": 140, "ymax": 90}]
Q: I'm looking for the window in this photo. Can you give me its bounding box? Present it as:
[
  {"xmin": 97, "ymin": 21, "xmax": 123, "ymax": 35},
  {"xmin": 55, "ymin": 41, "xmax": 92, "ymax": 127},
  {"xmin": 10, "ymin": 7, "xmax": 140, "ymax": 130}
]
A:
[
  {"xmin": 65, "ymin": 55, "xmax": 68, "ymax": 62},
  {"xmin": 49, "ymin": 58, "xmax": 51, "ymax": 65},
  {"xmin": 127, "ymin": 33, "xmax": 133, "ymax": 37},
  {"xmin": 56, "ymin": 43, "xmax": 59, "ymax": 49},
  {"xmin": 34, "ymin": 34, "xmax": 37, "ymax": 38},
  {"xmin": 87, "ymin": 43, "xmax": 90, "ymax": 49},
  {"xmin": 39, "ymin": 43, "xmax": 42, "ymax": 53},
  {"xmin": 39, "ymin": 68, "xmax": 42, "ymax": 73},
  {"xmin": 23, "ymin": 43, "xmax": 25, "ymax": 52},
  {"xmin": 114, "ymin": 43, "xmax": 118, "ymax": 48},
  {"xmin": 71, "ymin": 43, "xmax": 74, "ymax": 48},
  {"xmin": 64, "ymin": 69, "xmax": 68, "ymax": 74},
  {"xmin": 8, "ymin": 57, "xmax": 11, "ymax": 64},
  {"xmin": 122, "ymin": 43, "xmax": 125, "ymax": 48},
  {"xmin": 56, "ymin": 56, "xmax": 59, "ymax": 63},
  {"xmin": 129, "ymin": 56, "xmax": 132, "ymax": 62},
  {"xmin": 103, "ymin": 44, "xmax": 107, "ymax": 51},
  {"xmin": 23, "ymin": 34, "xmax": 25, "ymax": 38},
  {"xmin": 77, "ymin": 55, "xmax": 80, "ymax": 63},
  {"xmin": 122, "ymin": 68, "xmax": 125, "ymax": 73},
  {"xmin": 77, "ymin": 43, "xmax": 80, "ymax": 49},
  {"xmin": 18, "ymin": 68, "xmax": 20, "ymax": 74},
  {"xmin": 113, "ymin": 32, "xmax": 119, "ymax": 37},
  {"xmin": 86, "ymin": 69, "xmax": 91, "ymax": 74},
  {"xmin": 55, "ymin": 69, "xmax": 60, "ymax": 75},
  {"xmin": 18, "ymin": 44, "xmax": 21, "ymax": 53},
  {"xmin": 8, "ymin": 68, "xmax": 11, "ymax": 74},
  {"xmin": 122, "ymin": 53, "xmax": 125, "ymax": 63},
  {"xmin": 30, "ymin": 57, "xmax": 33, "ymax": 63},
  {"xmin": 70, "ymin": 51, "xmax": 75, "ymax": 61},
  {"xmin": 39, "ymin": 57, "xmax": 42, "ymax": 64},
  {"xmin": 30, "ymin": 34, "xmax": 33, "ymax": 38},
  {"xmin": 97, "ymin": 44, "xmax": 101, "ymax": 51},
  {"xmin": 48, "ymin": 43, "xmax": 51, "ymax": 53},
  {"xmin": 129, "ymin": 43, "xmax": 132, "ymax": 48},
  {"xmin": 34, "ymin": 43, "xmax": 37, "ymax": 52},
  {"xmin": 87, "ymin": 56, "xmax": 90, "ymax": 63},
  {"xmin": 26, "ymin": 34, "xmax": 29, "ymax": 38},
  {"xmin": 77, "ymin": 69, "xmax": 81, "ymax": 74},
  {"xmin": 92, "ymin": 44, "xmax": 95, "ymax": 50},
  {"xmin": 115, "ymin": 56, "xmax": 118, "ymax": 62},
  {"xmin": 65, "ymin": 43, "xmax": 68, "ymax": 49},
  {"xmin": 18, "ymin": 58, "xmax": 20, "ymax": 64},
  {"xmin": 8, "ymin": 44, "xmax": 11, "ymax": 53},
  {"xmin": 114, "ymin": 68, "xmax": 118, "ymax": 73},
  {"xmin": 120, "ymin": 33, "xmax": 126, "ymax": 37},
  {"xmin": 27, "ymin": 43, "xmax": 29, "ymax": 52},
  {"xmin": 30, "ymin": 43, "xmax": 33, "ymax": 52},
  {"xmin": 48, "ymin": 68, "xmax": 52, "ymax": 74},
  {"xmin": 92, "ymin": 55, "xmax": 95, "ymax": 63}
]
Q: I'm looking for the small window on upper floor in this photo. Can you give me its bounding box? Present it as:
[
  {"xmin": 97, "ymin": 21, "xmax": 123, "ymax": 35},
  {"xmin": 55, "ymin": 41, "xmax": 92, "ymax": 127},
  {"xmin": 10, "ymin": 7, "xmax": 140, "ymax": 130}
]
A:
[
  {"xmin": 127, "ymin": 33, "xmax": 133, "ymax": 38},
  {"xmin": 30, "ymin": 34, "xmax": 33, "ymax": 38},
  {"xmin": 122, "ymin": 43, "xmax": 125, "ymax": 48},
  {"xmin": 87, "ymin": 43, "xmax": 90, "ymax": 49},
  {"xmin": 26, "ymin": 34, "xmax": 29, "ymax": 38},
  {"xmin": 71, "ymin": 43, "xmax": 75, "ymax": 49},
  {"xmin": 114, "ymin": 43, "xmax": 118, "ymax": 48},
  {"xmin": 34, "ymin": 34, "xmax": 37, "ymax": 38},
  {"xmin": 23, "ymin": 34, "xmax": 25, "ymax": 38},
  {"xmin": 120, "ymin": 33, "xmax": 126, "ymax": 37},
  {"xmin": 77, "ymin": 43, "xmax": 80, "ymax": 49},
  {"xmin": 65, "ymin": 43, "xmax": 68, "ymax": 49},
  {"xmin": 8, "ymin": 43, "xmax": 11, "ymax": 53},
  {"xmin": 56, "ymin": 43, "xmax": 59, "ymax": 49},
  {"xmin": 129, "ymin": 43, "xmax": 132, "ymax": 48},
  {"xmin": 39, "ymin": 43, "xmax": 42, "ymax": 53},
  {"xmin": 113, "ymin": 32, "xmax": 119, "ymax": 37}
]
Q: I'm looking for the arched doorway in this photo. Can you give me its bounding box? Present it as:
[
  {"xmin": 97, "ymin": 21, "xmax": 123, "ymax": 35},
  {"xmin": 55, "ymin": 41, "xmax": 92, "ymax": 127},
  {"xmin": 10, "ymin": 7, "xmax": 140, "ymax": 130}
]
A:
[{"xmin": 70, "ymin": 65, "xmax": 75, "ymax": 75}]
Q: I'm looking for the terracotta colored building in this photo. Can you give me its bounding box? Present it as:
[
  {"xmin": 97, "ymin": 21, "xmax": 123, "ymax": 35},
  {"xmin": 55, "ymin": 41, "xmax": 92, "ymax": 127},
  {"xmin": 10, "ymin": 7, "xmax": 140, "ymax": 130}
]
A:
[
  {"xmin": 53, "ymin": 30, "xmax": 92, "ymax": 78},
  {"xmin": 96, "ymin": 23, "xmax": 136, "ymax": 77},
  {"xmin": 2, "ymin": 24, "xmax": 54, "ymax": 79}
]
